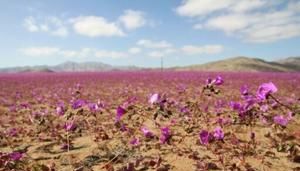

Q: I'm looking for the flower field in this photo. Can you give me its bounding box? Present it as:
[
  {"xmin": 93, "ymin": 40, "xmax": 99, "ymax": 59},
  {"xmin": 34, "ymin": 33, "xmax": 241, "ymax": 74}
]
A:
[{"xmin": 0, "ymin": 71, "xmax": 300, "ymax": 171}]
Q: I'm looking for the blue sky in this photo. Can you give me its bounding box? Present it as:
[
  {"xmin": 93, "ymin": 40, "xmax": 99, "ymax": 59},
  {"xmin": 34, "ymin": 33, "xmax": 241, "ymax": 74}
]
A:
[{"xmin": 1, "ymin": 0, "xmax": 300, "ymax": 68}]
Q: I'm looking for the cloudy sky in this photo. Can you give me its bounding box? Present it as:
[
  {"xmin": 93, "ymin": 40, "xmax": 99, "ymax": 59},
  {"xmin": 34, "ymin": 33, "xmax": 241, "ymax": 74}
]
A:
[{"xmin": 1, "ymin": 0, "xmax": 300, "ymax": 68}]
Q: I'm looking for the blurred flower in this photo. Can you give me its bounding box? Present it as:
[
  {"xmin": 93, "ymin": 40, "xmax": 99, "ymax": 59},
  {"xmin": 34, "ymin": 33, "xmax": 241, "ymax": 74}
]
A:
[
  {"xmin": 88, "ymin": 103, "xmax": 99, "ymax": 112},
  {"xmin": 130, "ymin": 137, "xmax": 140, "ymax": 146},
  {"xmin": 213, "ymin": 126, "xmax": 224, "ymax": 140},
  {"xmin": 273, "ymin": 115, "xmax": 288, "ymax": 126},
  {"xmin": 206, "ymin": 78, "xmax": 213, "ymax": 85},
  {"xmin": 115, "ymin": 106, "xmax": 126, "ymax": 122},
  {"xmin": 9, "ymin": 152, "xmax": 23, "ymax": 161},
  {"xmin": 64, "ymin": 121, "xmax": 77, "ymax": 132},
  {"xmin": 214, "ymin": 76, "xmax": 224, "ymax": 86},
  {"xmin": 230, "ymin": 101, "xmax": 241, "ymax": 110},
  {"xmin": 257, "ymin": 82, "xmax": 277, "ymax": 100},
  {"xmin": 160, "ymin": 127, "xmax": 171, "ymax": 144},
  {"xmin": 149, "ymin": 93, "xmax": 160, "ymax": 104},
  {"xmin": 72, "ymin": 99, "xmax": 85, "ymax": 109},
  {"xmin": 141, "ymin": 127, "xmax": 153, "ymax": 138},
  {"xmin": 240, "ymin": 85, "xmax": 249, "ymax": 96},
  {"xmin": 199, "ymin": 130, "xmax": 211, "ymax": 145},
  {"xmin": 56, "ymin": 102, "xmax": 65, "ymax": 116},
  {"xmin": 260, "ymin": 105, "xmax": 269, "ymax": 112}
]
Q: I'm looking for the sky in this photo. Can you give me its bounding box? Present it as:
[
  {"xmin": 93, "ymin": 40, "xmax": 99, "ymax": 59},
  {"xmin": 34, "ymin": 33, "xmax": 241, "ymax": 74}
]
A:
[{"xmin": 1, "ymin": 0, "xmax": 300, "ymax": 68}]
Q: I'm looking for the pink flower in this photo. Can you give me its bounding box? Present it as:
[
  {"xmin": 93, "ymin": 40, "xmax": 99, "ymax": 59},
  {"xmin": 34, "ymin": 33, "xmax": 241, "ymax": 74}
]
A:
[
  {"xmin": 160, "ymin": 127, "xmax": 171, "ymax": 144},
  {"xmin": 273, "ymin": 115, "xmax": 288, "ymax": 126},
  {"xmin": 130, "ymin": 137, "xmax": 140, "ymax": 146},
  {"xmin": 115, "ymin": 106, "xmax": 126, "ymax": 122},
  {"xmin": 257, "ymin": 82, "xmax": 277, "ymax": 100},
  {"xmin": 9, "ymin": 152, "xmax": 23, "ymax": 161},
  {"xmin": 141, "ymin": 127, "xmax": 153, "ymax": 138},
  {"xmin": 149, "ymin": 93, "xmax": 160, "ymax": 104},
  {"xmin": 64, "ymin": 121, "xmax": 77, "ymax": 132},
  {"xmin": 199, "ymin": 130, "xmax": 211, "ymax": 145},
  {"xmin": 213, "ymin": 126, "xmax": 224, "ymax": 140}
]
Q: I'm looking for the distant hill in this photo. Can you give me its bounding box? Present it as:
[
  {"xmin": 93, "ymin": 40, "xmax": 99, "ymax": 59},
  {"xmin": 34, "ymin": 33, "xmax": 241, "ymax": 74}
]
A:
[
  {"xmin": 174, "ymin": 56, "xmax": 300, "ymax": 72},
  {"xmin": 276, "ymin": 57, "xmax": 300, "ymax": 71},
  {"xmin": 0, "ymin": 61, "xmax": 140, "ymax": 73},
  {"xmin": 0, "ymin": 57, "xmax": 299, "ymax": 73}
]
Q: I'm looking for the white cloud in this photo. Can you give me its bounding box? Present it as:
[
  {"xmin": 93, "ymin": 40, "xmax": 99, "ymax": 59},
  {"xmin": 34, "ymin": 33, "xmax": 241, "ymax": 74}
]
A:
[
  {"xmin": 231, "ymin": 0, "xmax": 266, "ymax": 12},
  {"xmin": 71, "ymin": 16, "xmax": 125, "ymax": 37},
  {"xmin": 205, "ymin": 14, "xmax": 250, "ymax": 33},
  {"xmin": 148, "ymin": 48, "xmax": 177, "ymax": 58},
  {"xmin": 176, "ymin": 0, "xmax": 234, "ymax": 17},
  {"xmin": 176, "ymin": 0, "xmax": 268, "ymax": 17},
  {"xmin": 128, "ymin": 47, "xmax": 141, "ymax": 54},
  {"xmin": 20, "ymin": 47, "xmax": 60, "ymax": 56},
  {"xmin": 23, "ymin": 16, "xmax": 69, "ymax": 37},
  {"xmin": 137, "ymin": 39, "xmax": 172, "ymax": 49},
  {"xmin": 20, "ymin": 46, "xmax": 131, "ymax": 59},
  {"xmin": 181, "ymin": 45, "xmax": 224, "ymax": 55},
  {"xmin": 23, "ymin": 16, "xmax": 39, "ymax": 32},
  {"xmin": 176, "ymin": 0, "xmax": 300, "ymax": 43},
  {"xmin": 95, "ymin": 50, "xmax": 128, "ymax": 58},
  {"xmin": 119, "ymin": 10, "xmax": 146, "ymax": 30}
]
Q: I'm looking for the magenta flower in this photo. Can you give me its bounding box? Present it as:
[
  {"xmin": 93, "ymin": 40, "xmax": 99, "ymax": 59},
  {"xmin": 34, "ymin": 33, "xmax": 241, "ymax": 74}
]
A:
[
  {"xmin": 213, "ymin": 126, "xmax": 224, "ymax": 140},
  {"xmin": 214, "ymin": 76, "xmax": 224, "ymax": 86},
  {"xmin": 257, "ymin": 82, "xmax": 278, "ymax": 100},
  {"xmin": 9, "ymin": 152, "xmax": 23, "ymax": 161},
  {"xmin": 199, "ymin": 130, "xmax": 211, "ymax": 145},
  {"xmin": 240, "ymin": 85, "xmax": 249, "ymax": 96},
  {"xmin": 206, "ymin": 78, "xmax": 213, "ymax": 85},
  {"xmin": 230, "ymin": 101, "xmax": 242, "ymax": 110},
  {"xmin": 64, "ymin": 121, "xmax": 77, "ymax": 132},
  {"xmin": 130, "ymin": 137, "xmax": 140, "ymax": 146},
  {"xmin": 56, "ymin": 102, "xmax": 65, "ymax": 116},
  {"xmin": 115, "ymin": 106, "xmax": 126, "ymax": 122},
  {"xmin": 88, "ymin": 103, "xmax": 99, "ymax": 112},
  {"xmin": 260, "ymin": 105, "xmax": 269, "ymax": 112},
  {"xmin": 149, "ymin": 93, "xmax": 160, "ymax": 104},
  {"xmin": 141, "ymin": 127, "xmax": 153, "ymax": 138},
  {"xmin": 72, "ymin": 99, "xmax": 85, "ymax": 109},
  {"xmin": 273, "ymin": 115, "xmax": 288, "ymax": 126},
  {"xmin": 160, "ymin": 127, "xmax": 171, "ymax": 144}
]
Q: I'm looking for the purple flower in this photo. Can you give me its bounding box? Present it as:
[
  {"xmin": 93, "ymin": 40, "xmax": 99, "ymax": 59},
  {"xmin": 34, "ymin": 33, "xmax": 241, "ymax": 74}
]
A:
[
  {"xmin": 130, "ymin": 137, "xmax": 140, "ymax": 146},
  {"xmin": 206, "ymin": 78, "xmax": 213, "ymax": 85},
  {"xmin": 257, "ymin": 82, "xmax": 278, "ymax": 100},
  {"xmin": 214, "ymin": 76, "xmax": 224, "ymax": 86},
  {"xmin": 240, "ymin": 85, "xmax": 249, "ymax": 96},
  {"xmin": 64, "ymin": 121, "xmax": 77, "ymax": 132},
  {"xmin": 230, "ymin": 101, "xmax": 242, "ymax": 110},
  {"xmin": 115, "ymin": 106, "xmax": 126, "ymax": 122},
  {"xmin": 199, "ymin": 130, "xmax": 211, "ymax": 145},
  {"xmin": 149, "ymin": 93, "xmax": 160, "ymax": 104},
  {"xmin": 141, "ymin": 127, "xmax": 153, "ymax": 138},
  {"xmin": 160, "ymin": 127, "xmax": 171, "ymax": 144},
  {"xmin": 213, "ymin": 126, "xmax": 224, "ymax": 140},
  {"xmin": 72, "ymin": 99, "xmax": 85, "ymax": 109},
  {"xmin": 9, "ymin": 152, "xmax": 23, "ymax": 161},
  {"xmin": 56, "ymin": 102, "xmax": 65, "ymax": 116},
  {"xmin": 273, "ymin": 115, "xmax": 288, "ymax": 126},
  {"xmin": 88, "ymin": 103, "xmax": 99, "ymax": 112},
  {"xmin": 260, "ymin": 105, "xmax": 269, "ymax": 112}
]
